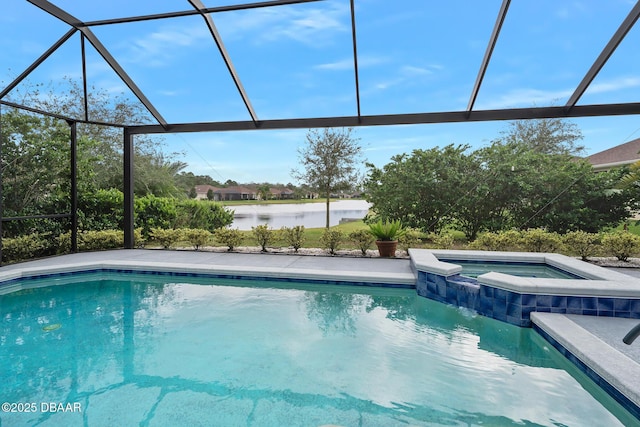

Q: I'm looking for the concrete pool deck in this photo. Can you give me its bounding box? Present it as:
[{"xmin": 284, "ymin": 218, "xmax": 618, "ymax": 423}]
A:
[{"xmin": 1, "ymin": 249, "xmax": 640, "ymax": 419}]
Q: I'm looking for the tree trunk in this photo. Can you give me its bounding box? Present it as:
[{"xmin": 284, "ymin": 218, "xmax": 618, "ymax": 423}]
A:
[{"xmin": 325, "ymin": 193, "xmax": 330, "ymax": 228}]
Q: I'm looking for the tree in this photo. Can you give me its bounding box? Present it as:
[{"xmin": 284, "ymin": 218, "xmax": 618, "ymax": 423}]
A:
[
  {"xmin": 365, "ymin": 144, "xmax": 475, "ymax": 233},
  {"xmin": 496, "ymin": 117, "xmax": 585, "ymax": 156},
  {"xmin": 5, "ymin": 78, "xmax": 186, "ymax": 197},
  {"xmin": 364, "ymin": 119, "xmax": 635, "ymax": 239},
  {"xmin": 292, "ymin": 128, "xmax": 364, "ymax": 228},
  {"xmin": 479, "ymin": 119, "xmax": 631, "ymax": 233},
  {"xmin": 257, "ymin": 184, "xmax": 271, "ymax": 201}
]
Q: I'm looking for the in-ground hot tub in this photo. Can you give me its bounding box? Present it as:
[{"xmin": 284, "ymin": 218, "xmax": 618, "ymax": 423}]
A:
[{"xmin": 409, "ymin": 249, "xmax": 640, "ymax": 327}]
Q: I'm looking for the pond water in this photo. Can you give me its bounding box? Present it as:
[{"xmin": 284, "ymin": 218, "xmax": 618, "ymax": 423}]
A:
[{"xmin": 229, "ymin": 199, "xmax": 371, "ymax": 230}]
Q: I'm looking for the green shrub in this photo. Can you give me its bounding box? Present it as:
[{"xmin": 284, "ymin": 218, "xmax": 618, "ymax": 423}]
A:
[
  {"xmin": 281, "ymin": 226, "xmax": 306, "ymax": 252},
  {"xmin": 349, "ymin": 229, "xmax": 375, "ymax": 255},
  {"xmin": 182, "ymin": 228, "xmax": 212, "ymax": 250},
  {"xmin": 470, "ymin": 232, "xmax": 499, "ymax": 251},
  {"xmin": 498, "ymin": 229, "xmax": 523, "ymax": 251},
  {"xmin": 563, "ymin": 231, "xmax": 600, "ymax": 260},
  {"xmin": 601, "ymin": 230, "xmax": 640, "ymax": 261},
  {"xmin": 78, "ymin": 188, "xmax": 124, "ymax": 231},
  {"xmin": 135, "ymin": 195, "xmax": 178, "ymax": 238},
  {"xmin": 57, "ymin": 232, "xmax": 72, "ymax": 253},
  {"xmin": 214, "ymin": 228, "xmax": 244, "ymax": 251},
  {"xmin": 252, "ymin": 224, "xmax": 275, "ymax": 252},
  {"xmin": 431, "ymin": 231, "xmax": 455, "ymax": 249},
  {"xmin": 520, "ymin": 228, "xmax": 563, "ymax": 253},
  {"xmin": 2, "ymin": 233, "xmax": 48, "ymax": 263},
  {"xmin": 175, "ymin": 199, "xmax": 234, "ymax": 232},
  {"xmin": 80, "ymin": 230, "xmax": 124, "ymax": 251},
  {"xmin": 58, "ymin": 229, "xmax": 139, "ymax": 252},
  {"xmin": 321, "ymin": 229, "xmax": 344, "ymax": 255},
  {"xmin": 134, "ymin": 228, "xmax": 145, "ymax": 248},
  {"xmin": 150, "ymin": 228, "xmax": 183, "ymax": 249},
  {"xmin": 398, "ymin": 228, "xmax": 422, "ymax": 253},
  {"xmin": 78, "ymin": 230, "xmax": 124, "ymax": 251}
]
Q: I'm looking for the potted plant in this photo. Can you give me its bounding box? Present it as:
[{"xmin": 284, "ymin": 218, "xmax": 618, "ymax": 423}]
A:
[{"xmin": 368, "ymin": 219, "xmax": 404, "ymax": 257}]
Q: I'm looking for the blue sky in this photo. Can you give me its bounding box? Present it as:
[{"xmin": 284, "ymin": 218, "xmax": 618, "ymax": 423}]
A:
[{"xmin": 2, "ymin": 0, "xmax": 640, "ymax": 184}]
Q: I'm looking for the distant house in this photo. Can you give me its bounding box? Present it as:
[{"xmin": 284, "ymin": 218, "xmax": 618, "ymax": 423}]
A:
[
  {"xmin": 217, "ymin": 186, "xmax": 257, "ymax": 201},
  {"xmin": 194, "ymin": 185, "xmax": 257, "ymax": 201},
  {"xmin": 269, "ymin": 187, "xmax": 296, "ymax": 199},
  {"xmin": 587, "ymin": 138, "xmax": 640, "ymax": 172},
  {"xmin": 194, "ymin": 184, "xmax": 220, "ymax": 200}
]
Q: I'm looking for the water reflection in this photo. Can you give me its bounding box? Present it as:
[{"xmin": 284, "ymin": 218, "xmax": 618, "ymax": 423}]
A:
[{"xmin": 230, "ymin": 200, "xmax": 370, "ymax": 230}]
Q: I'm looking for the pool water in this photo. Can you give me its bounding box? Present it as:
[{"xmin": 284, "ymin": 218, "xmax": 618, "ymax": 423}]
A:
[
  {"xmin": 0, "ymin": 272, "xmax": 635, "ymax": 426},
  {"xmin": 440, "ymin": 259, "xmax": 585, "ymax": 279}
]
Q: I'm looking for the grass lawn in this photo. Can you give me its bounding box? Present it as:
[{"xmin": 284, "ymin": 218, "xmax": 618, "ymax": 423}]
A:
[{"xmin": 612, "ymin": 220, "xmax": 640, "ymax": 235}]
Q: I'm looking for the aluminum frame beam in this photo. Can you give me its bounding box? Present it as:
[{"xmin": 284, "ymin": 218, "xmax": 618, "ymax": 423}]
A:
[
  {"xmin": 126, "ymin": 102, "xmax": 640, "ymax": 135},
  {"xmin": 0, "ymin": 28, "xmax": 77, "ymax": 100},
  {"xmin": 565, "ymin": 0, "xmax": 640, "ymax": 111},
  {"xmin": 350, "ymin": 0, "xmax": 362, "ymax": 119},
  {"xmin": 26, "ymin": 0, "xmax": 168, "ymax": 128},
  {"xmin": 467, "ymin": 0, "xmax": 511, "ymax": 114},
  {"xmin": 188, "ymin": 0, "xmax": 258, "ymax": 123},
  {"xmin": 84, "ymin": 0, "xmax": 325, "ymax": 27}
]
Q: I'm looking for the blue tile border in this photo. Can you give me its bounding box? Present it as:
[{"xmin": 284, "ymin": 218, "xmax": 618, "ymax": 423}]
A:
[
  {"xmin": 0, "ymin": 268, "xmax": 416, "ymax": 291},
  {"xmin": 415, "ymin": 271, "xmax": 640, "ymax": 328},
  {"xmin": 532, "ymin": 323, "xmax": 640, "ymax": 421}
]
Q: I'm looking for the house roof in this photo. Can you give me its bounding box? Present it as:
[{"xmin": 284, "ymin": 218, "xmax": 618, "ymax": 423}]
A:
[
  {"xmin": 587, "ymin": 138, "xmax": 640, "ymax": 170},
  {"xmin": 194, "ymin": 185, "xmax": 220, "ymax": 194}
]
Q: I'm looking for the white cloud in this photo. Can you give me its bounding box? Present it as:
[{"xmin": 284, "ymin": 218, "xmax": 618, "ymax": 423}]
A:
[
  {"xmin": 314, "ymin": 55, "xmax": 388, "ymax": 71},
  {"xmin": 476, "ymin": 88, "xmax": 572, "ymax": 110},
  {"xmin": 587, "ymin": 76, "xmax": 640, "ymax": 94},
  {"xmin": 478, "ymin": 76, "xmax": 640, "ymax": 110},
  {"xmin": 216, "ymin": 1, "xmax": 349, "ymax": 46},
  {"xmin": 123, "ymin": 26, "xmax": 210, "ymax": 67},
  {"xmin": 365, "ymin": 63, "xmax": 442, "ymax": 94}
]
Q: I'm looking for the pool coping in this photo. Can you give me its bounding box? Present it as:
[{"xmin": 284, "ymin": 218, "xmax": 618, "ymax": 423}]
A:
[
  {"xmin": 531, "ymin": 312, "xmax": 640, "ymax": 419},
  {"xmin": 0, "ymin": 250, "xmax": 416, "ymax": 290}
]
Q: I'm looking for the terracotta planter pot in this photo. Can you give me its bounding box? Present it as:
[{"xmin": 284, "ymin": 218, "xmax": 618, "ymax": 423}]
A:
[{"xmin": 375, "ymin": 240, "xmax": 398, "ymax": 258}]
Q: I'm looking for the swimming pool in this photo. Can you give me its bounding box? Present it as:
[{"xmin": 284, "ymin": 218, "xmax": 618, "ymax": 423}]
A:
[
  {"xmin": 438, "ymin": 259, "xmax": 585, "ymax": 279},
  {"xmin": 0, "ymin": 271, "xmax": 636, "ymax": 426}
]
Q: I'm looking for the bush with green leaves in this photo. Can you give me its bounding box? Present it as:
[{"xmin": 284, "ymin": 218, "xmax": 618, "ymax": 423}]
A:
[
  {"xmin": 520, "ymin": 228, "xmax": 563, "ymax": 253},
  {"xmin": 563, "ymin": 231, "xmax": 600, "ymax": 260},
  {"xmin": 135, "ymin": 195, "xmax": 178, "ymax": 238},
  {"xmin": 2, "ymin": 233, "xmax": 48, "ymax": 263},
  {"xmin": 499, "ymin": 229, "xmax": 524, "ymax": 251},
  {"xmin": 321, "ymin": 229, "xmax": 344, "ymax": 255},
  {"xmin": 214, "ymin": 228, "xmax": 244, "ymax": 251},
  {"xmin": 134, "ymin": 228, "xmax": 145, "ymax": 248},
  {"xmin": 398, "ymin": 228, "xmax": 422, "ymax": 253},
  {"xmin": 281, "ymin": 225, "xmax": 306, "ymax": 252},
  {"xmin": 181, "ymin": 228, "xmax": 212, "ymax": 250},
  {"xmin": 349, "ymin": 229, "xmax": 375, "ymax": 255},
  {"xmin": 175, "ymin": 199, "xmax": 234, "ymax": 232},
  {"xmin": 78, "ymin": 188, "xmax": 124, "ymax": 231},
  {"xmin": 79, "ymin": 230, "xmax": 124, "ymax": 251},
  {"xmin": 469, "ymin": 232, "xmax": 502, "ymax": 251},
  {"xmin": 150, "ymin": 228, "xmax": 183, "ymax": 249},
  {"xmin": 601, "ymin": 230, "xmax": 640, "ymax": 261},
  {"xmin": 252, "ymin": 224, "xmax": 275, "ymax": 252},
  {"xmin": 430, "ymin": 231, "xmax": 455, "ymax": 249}
]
